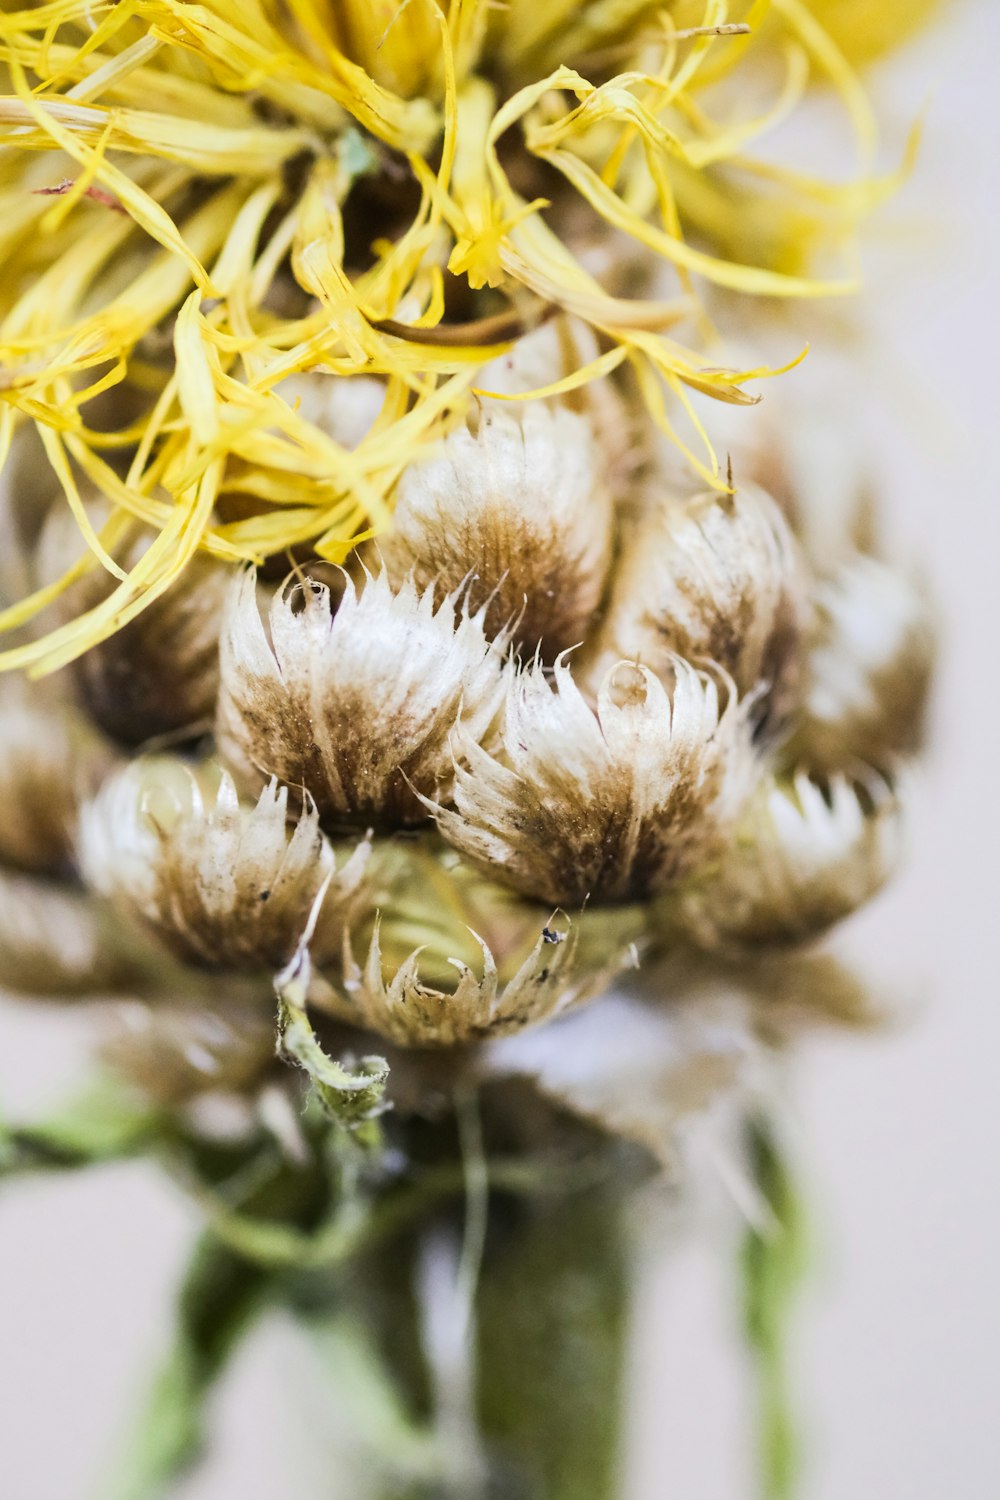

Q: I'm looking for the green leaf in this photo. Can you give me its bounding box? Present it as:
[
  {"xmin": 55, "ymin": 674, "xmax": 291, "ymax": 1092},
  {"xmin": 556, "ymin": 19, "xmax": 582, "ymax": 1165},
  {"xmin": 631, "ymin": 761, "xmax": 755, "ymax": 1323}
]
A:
[
  {"xmin": 740, "ymin": 1113, "xmax": 809, "ymax": 1500},
  {"xmin": 102, "ymin": 1232, "xmax": 271, "ymax": 1500},
  {"xmin": 276, "ymin": 949, "xmax": 389, "ymax": 1128},
  {"xmin": 0, "ymin": 1078, "xmax": 163, "ymax": 1176}
]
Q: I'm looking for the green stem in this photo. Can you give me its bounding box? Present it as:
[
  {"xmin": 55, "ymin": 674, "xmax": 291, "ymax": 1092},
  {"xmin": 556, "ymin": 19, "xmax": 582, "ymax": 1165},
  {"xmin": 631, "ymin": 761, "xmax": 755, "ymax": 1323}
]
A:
[
  {"xmin": 474, "ymin": 1179, "xmax": 632, "ymax": 1500},
  {"xmin": 741, "ymin": 1113, "xmax": 809, "ymax": 1500}
]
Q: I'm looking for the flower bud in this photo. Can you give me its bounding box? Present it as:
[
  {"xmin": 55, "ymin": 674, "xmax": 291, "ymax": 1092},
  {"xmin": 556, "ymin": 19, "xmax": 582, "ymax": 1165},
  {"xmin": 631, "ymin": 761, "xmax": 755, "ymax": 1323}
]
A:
[
  {"xmin": 475, "ymin": 319, "xmax": 637, "ymax": 489},
  {"xmin": 0, "ymin": 869, "xmax": 132, "ymax": 996},
  {"xmin": 792, "ymin": 555, "xmax": 934, "ymax": 769},
  {"xmin": 102, "ymin": 1002, "xmax": 274, "ymax": 1105},
  {"xmin": 380, "ymin": 405, "xmax": 613, "ymax": 659},
  {"xmin": 79, "ymin": 758, "xmax": 366, "ymax": 972},
  {"xmin": 37, "ymin": 505, "xmax": 229, "ymax": 746},
  {"xmin": 314, "ymin": 911, "xmax": 637, "ymax": 1049},
  {"xmin": 216, "ymin": 569, "xmax": 510, "ymax": 830},
  {"xmin": 335, "ymin": 836, "xmax": 650, "ymax": 997},
  {"xmin": 0, "ymin": 678, "xmax": 115, "ymax": 876},
  {"xmin": 584, "ymin": 482, "xmax": 808, "ymax": 731},
  {"xmin": 669, "ymin": 767, "xmax": 905, "ymax": 951},
  {"xmin": 429, "ymin": 655, "xmax": 756, "ymax": 906}
]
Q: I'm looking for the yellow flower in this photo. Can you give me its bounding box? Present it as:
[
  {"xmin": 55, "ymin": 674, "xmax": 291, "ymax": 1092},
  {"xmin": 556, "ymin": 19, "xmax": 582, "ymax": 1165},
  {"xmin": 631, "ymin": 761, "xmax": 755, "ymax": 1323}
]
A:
[
  {"xmin": 0, "ymin": 0, "xmax": 900, "ymax": 674},
  {"xmin": 803, "ymin": 0, "xmax": 941, "ymax": 66}
]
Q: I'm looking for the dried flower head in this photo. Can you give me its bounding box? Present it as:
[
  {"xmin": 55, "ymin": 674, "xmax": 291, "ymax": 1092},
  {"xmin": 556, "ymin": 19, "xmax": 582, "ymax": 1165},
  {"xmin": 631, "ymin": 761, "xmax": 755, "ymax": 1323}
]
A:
[
  {"xmin": 430, "ymin": 656, "xmax": 755, "ymax": 906},
  {"xmin": 380, "ymin": 405, "xmax": 613, "ymax": 658},
  {"xmin": 346, "ymin": 838, "xmax": 556, "ymax": 994},
  {"xmin": 669, "ymin": 767, "xmax": 905, "ymax": 952},
  {"xmin": 216, "ymin": 569, "xmax": 510, "ymax": 830},
  {"xmin": 487, "ymin": 988, "xmax": 756, "ymax": 1164},
  {"xmin": 0, "ymin": 869, "xmax": 131, "ymax": 997},
  {"xmin": 792, "ymin": 555, "xmax": 934, "ymax": 769},
  {"xmin": 475, "ymin": 320, "xmax": 638, "ymax": 488},
  {"xmin": 79, "ymin": 759, "xmax": 365, "ymax": 972},
  {"xmin": 0, "ymin": 678, "xmax": 114, "ymax": 876},
  {"xmin": 313, "ymin": 912, "xmax": 638, "ymax": 1049},
  {"xmin": 585, "ymin": 481, "xmax": 808, "ymax": 730},
  {"xmin": 103, "ymin": 1002, "xmax": 274, "ymax": 1105},
  {"xmin": 38, "ymin": 505, "xmax": 230, "ymax": 746}
]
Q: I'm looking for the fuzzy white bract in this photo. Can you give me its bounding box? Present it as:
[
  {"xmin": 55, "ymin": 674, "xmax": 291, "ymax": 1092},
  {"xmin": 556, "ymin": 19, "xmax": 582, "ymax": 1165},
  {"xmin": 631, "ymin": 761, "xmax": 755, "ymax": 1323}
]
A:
[
  {"xmin": 79, "ymin": 759, "xmax": 365, "ymax": 971},
  {"xmin": 429, "ymin": 655, "xmax": 756, "ymax": 905},
  {"xmin": 383, "ymin": 404, "xmax": 613, "ymax": 658},
  {"xmin": 671, "ymin": 768, "xmax": 906, "ymax": 951},
  {"xmin": 216, "ymin": 569, "xmax": 511, "ymax": 829}
]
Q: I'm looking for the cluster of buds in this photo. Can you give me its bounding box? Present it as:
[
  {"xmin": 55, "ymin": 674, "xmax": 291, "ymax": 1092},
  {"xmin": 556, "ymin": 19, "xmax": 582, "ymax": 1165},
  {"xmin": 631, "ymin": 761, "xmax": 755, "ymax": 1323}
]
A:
[
  {"xmin": 0, "ymin": 339, "xmax": 930, "ymax": 1114},
  {"xmin": 0, "ymin": 0, "xmax": 935, "ymax": 1132},
  {"xmin": 0, "ymin": 11, "xmax": 949, "ymax": 1499}
]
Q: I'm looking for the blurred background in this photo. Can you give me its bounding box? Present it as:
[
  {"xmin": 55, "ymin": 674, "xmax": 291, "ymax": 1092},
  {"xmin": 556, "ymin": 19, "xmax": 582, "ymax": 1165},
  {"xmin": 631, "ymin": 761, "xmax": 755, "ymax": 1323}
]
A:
[{"xmin": 1, "ymin": 3, "xmax": 996, "ymax": 1497}]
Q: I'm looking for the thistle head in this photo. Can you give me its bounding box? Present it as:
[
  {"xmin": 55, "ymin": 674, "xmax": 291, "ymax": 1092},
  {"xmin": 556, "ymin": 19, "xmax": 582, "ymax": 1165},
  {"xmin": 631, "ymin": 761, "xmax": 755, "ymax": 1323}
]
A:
[
  {"xmin": 0, "ymin": 678, "xmax": 115, "ymax": 877},
  {"xmin": 793, "ymin": 555, "xmax": 935, "ymax": 769},
  {"xmin": 38, "ymin": 506, "xmax": 230, "ymax": 747},
  {"xmin": 585, "ymin": 481, "xmax": 809, "ymax": 733},
  {"xmin": 429, "ymin": 655, "xmax": 757, "ymax": 906},
  {"xmin": 103, "ymin": 1002, "xmax": 275, "ymax": 1105},
  {"xmin": 380, "ymin": 404, "xmax": 613, "ymax": 659},
  {"xmin": 78, "ymin": 758, "xmax": 366, "ymax": 973},
  {"xmin": 216, "ymin": 568, "xmax": 510, "ymax": 830},
  {"xmin": 0, "ymin": 869, "xmax": 130, "ymax": 997},
  {"xmin": 668, "ymin": 767, "xmax": 906, "ymax": 952},
  {"xmin": 314, "ymin": 908, "xmax": 639, "ymax": 1050}
]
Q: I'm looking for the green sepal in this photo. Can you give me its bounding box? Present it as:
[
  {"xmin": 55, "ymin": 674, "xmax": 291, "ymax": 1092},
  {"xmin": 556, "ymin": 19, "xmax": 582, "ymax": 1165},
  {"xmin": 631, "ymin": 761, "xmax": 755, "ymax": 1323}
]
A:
[{"xmin": 276, "ymin": 949, "xmax": 389, "ymax": 1128}]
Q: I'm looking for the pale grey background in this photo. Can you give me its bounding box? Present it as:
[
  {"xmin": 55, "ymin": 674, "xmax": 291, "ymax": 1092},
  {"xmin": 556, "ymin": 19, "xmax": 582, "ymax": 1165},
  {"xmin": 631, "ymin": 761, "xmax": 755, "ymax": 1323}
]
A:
[{"xmin": 1, "ymin": 6, "xmax": 997, "ymax": 1497}]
